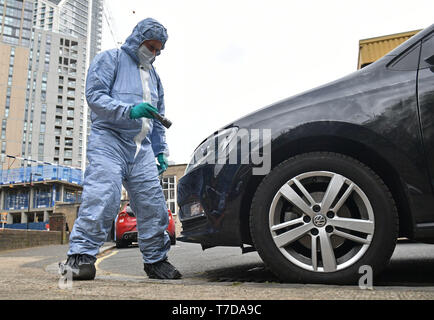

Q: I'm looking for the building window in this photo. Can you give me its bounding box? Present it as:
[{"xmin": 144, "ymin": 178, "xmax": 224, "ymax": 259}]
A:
[
  {"xmin": 55, "ymin": 116, "xmax": 62, "ymax": 126},
  {"xmin": 161, "ymin": 176, "xmax": 177, "ymax": 215},
  {"xmin": 40, "ymin": 73, "xmax": 47, "ymax": 101},
  {"xmin": 1, "ymin": 120, "xmax": 6, "ymax": 140},
  {"xmin": 38, "ymin": 144, "xmax": 44, "ymax": 159}
]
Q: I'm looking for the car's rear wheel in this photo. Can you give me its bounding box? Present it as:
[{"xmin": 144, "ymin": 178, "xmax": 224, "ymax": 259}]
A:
[
  {"xmin": 250, "ymin": 152, "xmax": 398, "ymax": 284},
  {"xmin": 170, "ymin": 234, "xmax": 176, "ymax": 246},
  {"xmin": 116, "ymin": 239, "xmax": 131, "ymax": 249}
]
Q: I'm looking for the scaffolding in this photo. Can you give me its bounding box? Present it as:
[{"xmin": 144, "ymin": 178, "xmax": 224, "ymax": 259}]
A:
[
  {"xmin": 0, "ymin": 164, "xmax": 82, "ymax": 185},
  {"xmin": 0, "ymin": 159, "xmax": 83, "ymax": 226}
]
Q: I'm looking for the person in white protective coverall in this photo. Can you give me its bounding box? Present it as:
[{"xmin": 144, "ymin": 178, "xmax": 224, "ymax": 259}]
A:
[{"xmin": 59, "ymin": 18, "xmax": 181, "ymax": 280}]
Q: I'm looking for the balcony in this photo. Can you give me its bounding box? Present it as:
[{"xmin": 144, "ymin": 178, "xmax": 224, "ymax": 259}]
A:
[
  {"xmin": 54, "ymin": 126, "xmax": 62, "ymax": 135},
  {"xmin": 65, "ymin": 139, "xmax": 73, "ymax": 147}
]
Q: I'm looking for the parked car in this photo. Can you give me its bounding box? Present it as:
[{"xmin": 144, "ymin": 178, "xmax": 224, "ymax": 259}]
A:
[
  {"xmin": 177, "ymin": 24, "xmax": 434, "ymax": 284},
  {"xmin": 114, "ymin": 203, "xmax": 176, "ymax": 248}
]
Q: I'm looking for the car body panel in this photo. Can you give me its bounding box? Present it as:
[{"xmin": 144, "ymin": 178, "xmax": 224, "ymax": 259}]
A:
[
  {"xmin": 177, "ymin": 163, "xmax": 247, "ymax": 247},
  {"xmin": 167, "ymin": 210, "xmax": 176, "ymax": 238},
  {"xmin": 115, "ymin": 203, "xmax": 176, "ymax": 243},
  {"xmin": 418, "ymin": 33, "xmax": 434, "ymax": 189},
  {"xmin": 415, "ymin": 33, "xmax": 434, "ymax": 235},
  {"xmin": 177, "ymin": 24, "xmax": 434, "ymax": 247},
  {"xmin": 115, "ymin": 206, "xmax": 137, "ymax": 241}
]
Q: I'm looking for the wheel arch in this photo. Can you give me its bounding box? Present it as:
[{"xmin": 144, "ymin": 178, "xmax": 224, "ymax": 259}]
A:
[{"xmin": 239, "ymin": 121, "xmax": 414, "ymax": 245}]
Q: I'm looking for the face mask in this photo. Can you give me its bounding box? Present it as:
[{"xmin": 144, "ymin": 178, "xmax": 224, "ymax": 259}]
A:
[{"xmin": 137, "ymin": 44, "xmax": 155, "ymax": 67}]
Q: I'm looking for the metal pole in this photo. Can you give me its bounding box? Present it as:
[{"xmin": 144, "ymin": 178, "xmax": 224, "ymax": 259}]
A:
[{"xmin": 27, "ymin": 172, "xmax": 32, "ymax": 230}]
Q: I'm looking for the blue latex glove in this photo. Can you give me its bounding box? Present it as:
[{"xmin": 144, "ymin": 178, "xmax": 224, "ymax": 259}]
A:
[
  {"xmin": 157, "ymin": 153, "xmax": 168, "ymax": 174},
  {"xmin": 130, "ymin": 102, "xmax": 158, "ymax": 119}
]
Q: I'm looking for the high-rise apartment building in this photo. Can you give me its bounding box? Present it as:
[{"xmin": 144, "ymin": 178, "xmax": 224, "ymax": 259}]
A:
[
  {"xmin": 27, "ymin": 0, "xmax": 103, "ymax": 170},
  {"xmin": 0, "ymin": 0, "xmax": 34, "ymax": 169},
  {"xmin": 24, "ymin": 27, "xmax": 87, "ymax": 167},
  {"xmin": 0, "ymin": 0, "xmax": 103, "ymax": 170},
  {"xmin": 0, "ymin": 0, "xmax": 103, "ymax": 225},
  {"xmin": 0, "ymin": 0, "xmax": 33, "ymax": 47}
]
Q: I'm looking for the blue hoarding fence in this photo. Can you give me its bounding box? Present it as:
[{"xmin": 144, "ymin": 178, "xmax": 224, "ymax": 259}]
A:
[
  {"xmin": 34, "ymin": 186, "xmax": 52, "ymax": 208},
  {"xmin": 4, "ymin": 188, "xmax": 82, "ymax": 210},
  {"xmin": 1, "ymin": 163, "xmax": 83, "ymax": 210},
  {"xmin": 0, "ymin": 164, "xmax": 82, "ymax": 186},
  {"xmin": 4, "ymin": 189, "xmax": 29, "ymax": 210},
  {"xmin": 3, "ymin": 222, "xmax": 49, "ymax": 230}
]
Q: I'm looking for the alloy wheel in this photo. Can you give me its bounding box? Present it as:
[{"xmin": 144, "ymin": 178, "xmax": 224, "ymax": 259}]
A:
[{"xmin": 269, "ymin": 171, "xmax": 375, "ymax": 273}]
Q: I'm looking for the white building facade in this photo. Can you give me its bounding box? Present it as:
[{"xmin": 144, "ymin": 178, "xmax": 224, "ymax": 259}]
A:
[{"xmin": 22, "ymin": 0, "xmax": 102, "ymax": 170}]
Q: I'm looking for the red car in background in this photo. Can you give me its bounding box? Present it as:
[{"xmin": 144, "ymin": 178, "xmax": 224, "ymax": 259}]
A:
[{"xmin": 115, "ymin": 203, "xmax": 176, "ymax": 248}]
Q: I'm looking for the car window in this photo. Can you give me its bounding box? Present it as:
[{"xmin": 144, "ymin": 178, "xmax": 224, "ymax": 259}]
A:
[
  {"xmin": 419, "ymin": 34, "xmax": 434, "ymax": 69},
  {"xmin": 388, "ymin": 44, "xmax": 421, "ymax": 71},
  {"xmin": 126, "ymin": 206, "xmax": 135, "ymax": 217}
]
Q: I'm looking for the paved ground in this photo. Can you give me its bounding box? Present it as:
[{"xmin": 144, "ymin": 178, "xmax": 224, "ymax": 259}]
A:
[{"xmin": 1, "ymin": 241, "xmax": 434, "ymax": 300}]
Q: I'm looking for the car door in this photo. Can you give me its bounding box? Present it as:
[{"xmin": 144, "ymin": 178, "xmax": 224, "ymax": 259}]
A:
[{"xmin": 417, "ymin": 32, "xmax": 434, "ymax": 193}]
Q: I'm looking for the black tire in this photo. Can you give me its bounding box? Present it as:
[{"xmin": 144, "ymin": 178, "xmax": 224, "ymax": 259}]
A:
[
  {"xmin": 250, "ymin": 152, "xmax": 398, "ymax": 284},
  {"xmin": 109, "ymin": 221, "xmax": 115, "ymax": 242},
  {"xmin": 170, "ymin": 234, "xmax": 176, "ymax": 246},
  {"xmin": 115, "ymin": 239, "xmax": 130, "ymax": 249}
]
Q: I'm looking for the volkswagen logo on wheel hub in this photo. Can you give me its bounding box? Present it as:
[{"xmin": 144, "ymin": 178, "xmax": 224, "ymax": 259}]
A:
[{"xmin": 313, "ymin": 215, "xmax": 327, "ymax": 227}]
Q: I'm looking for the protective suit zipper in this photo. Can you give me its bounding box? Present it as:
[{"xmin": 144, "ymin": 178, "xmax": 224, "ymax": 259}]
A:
[{"xmin": 133, "ymin": 66, "xmax": 152, "ymax": 158}]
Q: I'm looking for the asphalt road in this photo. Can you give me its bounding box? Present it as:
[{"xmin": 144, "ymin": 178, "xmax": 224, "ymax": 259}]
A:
[
  {"xmin": 2, "ymin": 240, "xmax": 434, "ymax": 300},
  {"xmin": 97, "ymin": 240, "xmax": 434, "ymax": 287}
]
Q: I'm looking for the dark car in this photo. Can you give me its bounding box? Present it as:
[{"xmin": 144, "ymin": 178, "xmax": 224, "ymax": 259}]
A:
[{"xmin": 177, "ymin": 24, "xmax": 434, "ymax": 284}]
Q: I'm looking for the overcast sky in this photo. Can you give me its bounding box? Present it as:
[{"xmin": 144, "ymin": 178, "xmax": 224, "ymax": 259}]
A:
[{"xmin": 100, "ymin": 0, "xmax": 434, "ymax": 164}]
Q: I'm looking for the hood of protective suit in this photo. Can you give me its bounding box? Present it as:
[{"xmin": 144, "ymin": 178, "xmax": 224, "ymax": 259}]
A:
[{"xmin": 121, "ymin": 18, "xmax": 168, "ymax": 64}]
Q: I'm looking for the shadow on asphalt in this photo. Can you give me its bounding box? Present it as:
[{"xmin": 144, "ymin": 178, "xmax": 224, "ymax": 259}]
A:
[
  {"xmin": 202, "ymin": 262, "xmax": 281, "ymax": 283},
  {"xmin": 104, "ymin": 242, "xmax": 434, "ymax": 287},
  {"xmin": 376, "ymin": 257, "xmax": 434, "ymax": 287},
  {"xmin": 199, "ymin": 258, "xmax": 434, "ymax": 287},
  {"xmin": 196, "ymin": 251, "xmax": 434, "ymax": 287}
]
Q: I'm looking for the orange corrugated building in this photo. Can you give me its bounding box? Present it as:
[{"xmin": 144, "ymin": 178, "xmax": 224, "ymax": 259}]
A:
[{"xmin": 358, "ymin": 30, "xmax": 422, "ymax": 69}]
